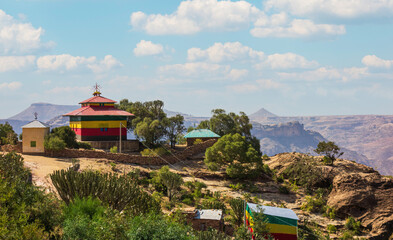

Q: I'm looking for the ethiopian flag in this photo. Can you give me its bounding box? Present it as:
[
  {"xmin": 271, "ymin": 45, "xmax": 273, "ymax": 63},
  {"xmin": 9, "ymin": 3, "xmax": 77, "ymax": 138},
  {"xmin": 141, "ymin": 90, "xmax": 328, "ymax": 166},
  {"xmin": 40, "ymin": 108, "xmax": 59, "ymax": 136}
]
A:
[{"xmin": 246, "ymin": 203, "xmax": 298, "ymax": 240}]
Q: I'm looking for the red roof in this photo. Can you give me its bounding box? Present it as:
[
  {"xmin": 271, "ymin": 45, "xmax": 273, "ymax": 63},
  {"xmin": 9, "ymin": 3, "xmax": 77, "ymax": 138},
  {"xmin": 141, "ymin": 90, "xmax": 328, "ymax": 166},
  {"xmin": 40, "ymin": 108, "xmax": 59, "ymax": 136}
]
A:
[
  {"xmin": 63, "ymin": 106, "xmax": 134, "ymax": 117},
  {"xmin": 79, "ymin": 96, "xmax": 117, "ymax": 104}
]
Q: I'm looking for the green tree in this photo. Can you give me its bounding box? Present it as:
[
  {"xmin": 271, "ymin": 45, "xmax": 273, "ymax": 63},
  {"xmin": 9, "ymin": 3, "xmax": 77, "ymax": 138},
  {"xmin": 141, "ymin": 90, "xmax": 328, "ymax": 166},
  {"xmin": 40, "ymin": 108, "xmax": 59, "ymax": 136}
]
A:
[
  {"xmin": 134, "ymin": 117, "xmax": 167, "ymax": 147},
  {"xmin": 197, "ymin": 109, "xmax": 261, "ymax": 154},
  {"xmin": 44, "ymin": 136, "xmax": 66, "ymax": 151},
  {"xmin": 314, "ymin": 141, "xmax": 343, "ymax": 166},
  {"xmin": 229, "ymin": 198, "xmax": 245, "ymax": 226},
  {"xmin": 0, "ymin": 122, "xmax": 18, "ymax": 145},
  {"xmin": 157, "ymin": 166, "xmax": 183, "ymax": 201},
  {"xmin": 205, "ymin": 133, "xmax": 262, "ymax": 179},
  {"xmin": 165, "ymin": 114, "xmax": 185, "ymax": 148},
  {"xmin": 50, "ymin": 126, "xmax": 79, "ymax": 148}
]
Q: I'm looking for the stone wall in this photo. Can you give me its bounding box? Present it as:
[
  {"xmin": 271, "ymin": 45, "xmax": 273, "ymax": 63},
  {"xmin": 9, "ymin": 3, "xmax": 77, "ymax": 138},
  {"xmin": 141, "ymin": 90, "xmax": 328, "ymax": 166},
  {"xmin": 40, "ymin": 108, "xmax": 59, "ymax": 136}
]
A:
[
  {"xmin": 85, "ymin": 140, "xmax": 140, "ymax": 152},
  {"xmin": 1, "ymin": 142, "xmax": 22, "ymax": 153},
  {"xmin": 46, "ymin": 139, "xmax": 217, "ymax": 166}
]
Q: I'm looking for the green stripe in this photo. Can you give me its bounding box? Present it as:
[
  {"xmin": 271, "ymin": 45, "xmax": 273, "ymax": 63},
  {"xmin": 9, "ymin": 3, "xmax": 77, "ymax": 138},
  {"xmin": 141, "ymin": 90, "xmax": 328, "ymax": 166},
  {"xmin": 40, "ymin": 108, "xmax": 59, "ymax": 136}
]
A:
[
  {"xmin": 70, "ymin": 116, "xmax": 128, "ymax": 121},
  {"xmin": 265, "ymin": 215, "xmax": 297, "ymax": 227}
]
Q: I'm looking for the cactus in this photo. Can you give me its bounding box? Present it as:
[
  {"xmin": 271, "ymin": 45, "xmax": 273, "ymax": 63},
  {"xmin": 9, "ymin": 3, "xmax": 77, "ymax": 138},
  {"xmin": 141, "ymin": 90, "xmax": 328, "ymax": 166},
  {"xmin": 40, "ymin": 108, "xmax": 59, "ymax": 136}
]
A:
[{"xmin": 50, "ymin": 169, "xmax": 159, "ymax": 213}]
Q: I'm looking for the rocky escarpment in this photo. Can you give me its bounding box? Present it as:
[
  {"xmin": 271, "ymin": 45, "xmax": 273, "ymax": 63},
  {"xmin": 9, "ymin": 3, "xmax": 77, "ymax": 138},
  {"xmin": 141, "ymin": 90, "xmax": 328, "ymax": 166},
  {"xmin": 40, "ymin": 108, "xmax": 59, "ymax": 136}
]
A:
[{"xmin": 266, "ymin": 153, "xmax": 393, "ymax": 239}]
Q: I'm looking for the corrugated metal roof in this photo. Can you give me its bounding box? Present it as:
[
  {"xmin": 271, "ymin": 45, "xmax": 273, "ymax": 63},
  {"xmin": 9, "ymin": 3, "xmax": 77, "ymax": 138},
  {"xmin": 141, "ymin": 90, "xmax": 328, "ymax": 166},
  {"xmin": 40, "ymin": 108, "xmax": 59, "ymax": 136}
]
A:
[
  {"xmin": 194, "ymin": 209, "xmax": 223, "ymax": 220},
  {"xmin": 79, "ymin": 96, "xmax": 117, "ymax": 104},
  {"xmin": 184, "ymin": 129, "xmax": 220, "ymax": 139},
  {"xmin": 247, "ymin": 203, "xmax": 299, "ymax": 220},
  {"xmin": 22, "ymin": 120, "xmax": 50, "ymax": 129},
  {"xmin": 63, "ymin": 106, "xmax": 134, "ymax": 117}
]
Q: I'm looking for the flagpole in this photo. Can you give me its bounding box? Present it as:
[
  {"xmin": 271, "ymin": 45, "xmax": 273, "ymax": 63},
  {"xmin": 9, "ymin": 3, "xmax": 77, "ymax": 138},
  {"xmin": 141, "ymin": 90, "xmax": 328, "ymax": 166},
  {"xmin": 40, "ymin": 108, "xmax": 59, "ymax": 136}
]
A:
[{"xmin": 244, "ymin": 200, "xmax": 246, "ymax": 228}]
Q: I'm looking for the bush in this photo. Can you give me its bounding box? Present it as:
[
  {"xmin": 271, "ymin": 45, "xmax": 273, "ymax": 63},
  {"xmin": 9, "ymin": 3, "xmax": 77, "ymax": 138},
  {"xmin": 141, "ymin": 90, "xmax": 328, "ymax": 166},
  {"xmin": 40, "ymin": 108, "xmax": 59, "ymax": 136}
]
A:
[
  {"xmin": 345, "ymin": 216, "xmax": 361, "ymax": 235},
  {"xmin": 194, "ymin": 138, "xmax": 203, "ymax": 145},
  {"xmin": 44, "ymin": 136, "xmax": 66, "ymax": 151},
  {"xmin": 77, "ymin": 141, "xmax": 92, "ymax": 150},
  {"xmin": 110, "ymin": 146, "xmax": 118, "ymax": 153},
  {"xmin": 327, "ymin": 224, "xmax": 337, "ymax": 233},
  {"xmin": 127, "ymin": 214, "xmax": 194, "ymax": 240},
  {"xmin": 140, "ymin": 147, "xmax": 170, "ymax": 156},
  {"xmin": 50, "ymin": 126, "xmax": 79, "ymax": 148},
  {"xmin": 301, "ymin": 193, "xmax": 326, "ymax": 213},
  {"xmin": 196, "ymin": 228, "xmax": 231, "ymax": 240}
]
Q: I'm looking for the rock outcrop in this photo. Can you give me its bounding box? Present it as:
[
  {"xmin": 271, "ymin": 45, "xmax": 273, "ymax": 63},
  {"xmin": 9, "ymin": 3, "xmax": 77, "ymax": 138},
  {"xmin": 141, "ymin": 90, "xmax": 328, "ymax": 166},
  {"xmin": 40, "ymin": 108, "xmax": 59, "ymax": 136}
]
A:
[{"xmin": 266, "ymin": 153, "xmax": 393, "ymax": 239}]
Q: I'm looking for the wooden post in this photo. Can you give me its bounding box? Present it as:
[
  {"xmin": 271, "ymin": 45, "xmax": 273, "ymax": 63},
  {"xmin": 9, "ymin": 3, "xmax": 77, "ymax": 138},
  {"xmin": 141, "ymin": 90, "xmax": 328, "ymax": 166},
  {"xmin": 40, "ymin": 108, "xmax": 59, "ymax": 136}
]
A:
[{"xmin": 119, "ymin": 122, "xmax": 122, "ymax": 153}]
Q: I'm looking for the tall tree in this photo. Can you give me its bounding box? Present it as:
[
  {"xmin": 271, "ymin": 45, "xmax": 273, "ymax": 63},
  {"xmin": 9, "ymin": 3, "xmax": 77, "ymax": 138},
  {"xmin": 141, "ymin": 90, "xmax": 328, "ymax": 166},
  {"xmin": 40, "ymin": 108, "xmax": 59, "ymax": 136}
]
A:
[
  {"xmin": 314, "ymin": 141, "xmax": 343, "ymax": 166},
  {"xmin": 0, "ymin": 122, "xmax": 18, "ymax": 145},
  {"xmin": 165, "ymin": 114, "xmax": 185, "ymax": 148}
]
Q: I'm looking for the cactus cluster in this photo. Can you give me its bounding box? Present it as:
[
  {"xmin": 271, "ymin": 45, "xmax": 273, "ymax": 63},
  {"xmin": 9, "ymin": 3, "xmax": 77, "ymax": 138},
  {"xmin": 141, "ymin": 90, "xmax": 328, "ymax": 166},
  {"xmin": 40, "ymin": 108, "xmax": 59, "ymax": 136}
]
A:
[{"xmin": 50, "ymin": 169, "xmax": 159, "ymax": 213}]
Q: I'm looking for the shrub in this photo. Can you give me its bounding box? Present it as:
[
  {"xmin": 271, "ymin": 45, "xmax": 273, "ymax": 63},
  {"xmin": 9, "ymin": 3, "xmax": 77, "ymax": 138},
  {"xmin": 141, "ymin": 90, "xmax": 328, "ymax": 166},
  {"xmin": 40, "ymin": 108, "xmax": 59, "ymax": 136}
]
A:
[
  {"xmin": 301, "ymin": 193, "xmax": 326, "ymax": 213},
  {"xmin": 229, "ymin": 197, "xmax": 245, "ymax": 226},
  {"xmin": 110, "ymin": 146, "xmax": 118, "ymax": 153},
  {"xmin": 196, "ymin": 228, "xmax": 231, "ymax": 240},
  {"xmin": 345, "ymin": 216, "xmax": 361, "ymax": 235},
  {"xmin": 194, "ymin": 138, "xmax": 204, "ymax": 145},
  {"xmin": 50, "ymin": 126, "xmax": 79, "ymax": 148},
  {"xmin": 327, "ymin": 224, "xmax": 337, "ymax": 233},
  {"xmin": 44, "ymin": 136, "xmax": 66, "ymax": 151},
  {"xmin": 77, "ymin": 141, "xmax": 92, "ymax": 150},
  {"xmin": 140, "ymin": 147, "xmax": 170, "ymax": 156},
  {"xmin": 341, "ymin": 231, "xmax": 355, "ymax": 240}
]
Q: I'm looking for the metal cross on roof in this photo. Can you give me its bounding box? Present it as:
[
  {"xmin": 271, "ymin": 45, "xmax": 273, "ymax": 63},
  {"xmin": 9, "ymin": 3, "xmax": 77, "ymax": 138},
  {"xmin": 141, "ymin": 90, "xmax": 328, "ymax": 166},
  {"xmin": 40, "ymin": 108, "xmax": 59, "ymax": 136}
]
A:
[
  {"xmin": 92, "ymin": 83, "xmax": 101, "ymax": 96},
  {"xmin": 34, "ymin": 112, "xmax": 38, "ymax": 120}
]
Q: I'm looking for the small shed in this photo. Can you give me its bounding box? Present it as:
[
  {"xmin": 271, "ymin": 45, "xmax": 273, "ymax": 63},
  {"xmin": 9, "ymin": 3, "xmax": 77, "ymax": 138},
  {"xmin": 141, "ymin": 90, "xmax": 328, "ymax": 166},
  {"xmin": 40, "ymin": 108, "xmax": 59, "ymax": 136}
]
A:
[
  {"xmin": 184, "ymin": 129, "xmax": 220, "ymax": 146},
  {"xmin": 246, "ymin": 203, "xmax": 299, "ymax": 240},
  {"xmin": 22, "ymin": 120, "xmax": 50, "ymax": 153},
  {"xmin": 185, "ymin": 209, "xmax": 224, "ymax": 232}
]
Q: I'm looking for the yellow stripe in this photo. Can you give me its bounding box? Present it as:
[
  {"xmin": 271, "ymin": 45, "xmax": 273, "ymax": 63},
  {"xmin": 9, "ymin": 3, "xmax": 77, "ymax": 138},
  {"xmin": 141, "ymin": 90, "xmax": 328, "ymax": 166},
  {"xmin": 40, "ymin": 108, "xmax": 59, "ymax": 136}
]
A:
[
  {"xmin": 69, "ymin": 120, "xmax": 126, "ymax": 129},
  {"xmin": 86, "ymin": 103, "xmax": 115, "ymax": 106},
  {"xmin": 267, "ymin": 223, "xmax": 297, "ymax": 235}
]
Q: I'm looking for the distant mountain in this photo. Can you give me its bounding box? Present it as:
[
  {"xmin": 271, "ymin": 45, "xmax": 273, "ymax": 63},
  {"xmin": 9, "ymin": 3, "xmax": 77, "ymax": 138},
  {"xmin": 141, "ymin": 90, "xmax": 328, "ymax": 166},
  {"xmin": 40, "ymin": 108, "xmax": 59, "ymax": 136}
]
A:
[
  {"xmin": 8, "ymin": 103, "xmax": 79, "ymax": 122},
  {"xmin": 164, "ymin": 109, "xmax": 193, "ymax": 118},
  {"xmin": 249, "ymin": 108, "xmax": 277, "ymax": 118},
  {"xmin": 0, "ymin": 119, "xmax": 30, "ymax": 135},
  {"xmin": 251, "ymin": 121, "xmax": 371, "ymax": 167}
]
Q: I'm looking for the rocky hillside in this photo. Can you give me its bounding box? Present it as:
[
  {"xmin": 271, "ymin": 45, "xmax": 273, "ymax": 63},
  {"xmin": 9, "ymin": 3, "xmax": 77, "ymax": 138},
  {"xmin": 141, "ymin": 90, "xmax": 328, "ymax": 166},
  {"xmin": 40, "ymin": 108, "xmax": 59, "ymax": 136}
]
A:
[
  {"xmin": 266, "ymin": 153, "xmax": 393, "ymax": 239},
  {"xmin": 250, "ymin": 108, "xmax": 393, "ymax": 176}
]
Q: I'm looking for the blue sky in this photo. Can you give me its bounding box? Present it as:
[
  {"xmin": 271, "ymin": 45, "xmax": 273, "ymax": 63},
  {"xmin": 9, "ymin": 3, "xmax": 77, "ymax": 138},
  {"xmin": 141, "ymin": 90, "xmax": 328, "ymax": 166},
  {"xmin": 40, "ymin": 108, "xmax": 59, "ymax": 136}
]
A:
[{"xmin": 1, "ymin": 0, "xmax": 393, "ymax": 119}]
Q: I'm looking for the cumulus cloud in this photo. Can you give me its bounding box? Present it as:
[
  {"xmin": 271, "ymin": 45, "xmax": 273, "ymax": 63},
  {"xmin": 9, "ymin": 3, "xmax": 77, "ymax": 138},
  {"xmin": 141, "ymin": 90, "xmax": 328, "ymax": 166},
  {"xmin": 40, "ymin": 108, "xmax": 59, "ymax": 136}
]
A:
[
  {"xmin": 362, "ymin": 55, "xmax": 393, "ymax": 69},
  {"xmin": 264, "ymin": 0, "xmax": 393, "ymax": 21},
  {"xmin": 228, "ymin": 69, "xmax": 248, "ymax": 80},
  {"xmin": 257, "ymin": 53, "xmax": 319, "ymax": 69},
  {"xmin": 134, "ymin": 40, "xmax": 164, "ymax": 56},
  {"xmin": 36, "ymin": 54, "xmax": 122, "ymax": 73},
  {"xmin": 187, "ymin": 42, "xmax": 264, "ymax": 63},
  {"xmin": 278, "ymin": 67, "xmax": 368, "ymax": 82},
  {"xmin": 251, "ymin": 16, "xmax": 345, "ymax": 38},
  {"xmin": 0, "ymin": 56, "xmax": 36, "ymax": 72},
  {"xmin": 0, "ymin": 9, "xmax": 53, "ymax": 54},
  {"xmin": 0, "ymin": 81, "xmax": 22, "ymax": 90},
  {"xmin": 130, "ymin": 0, "xmax": 260, "ymax": 35}
]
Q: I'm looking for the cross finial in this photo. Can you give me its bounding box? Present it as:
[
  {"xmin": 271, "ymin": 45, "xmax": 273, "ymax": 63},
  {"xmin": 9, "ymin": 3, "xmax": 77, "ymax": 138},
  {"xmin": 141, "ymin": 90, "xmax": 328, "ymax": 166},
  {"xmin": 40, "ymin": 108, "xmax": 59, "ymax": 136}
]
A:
[
  {"xmin": 93, "ymin": 83, "xmax": 101, "ymax": 96},
  {"xmin": 34, "ymin": 112, "xmax": 38, "ymax": 120}
]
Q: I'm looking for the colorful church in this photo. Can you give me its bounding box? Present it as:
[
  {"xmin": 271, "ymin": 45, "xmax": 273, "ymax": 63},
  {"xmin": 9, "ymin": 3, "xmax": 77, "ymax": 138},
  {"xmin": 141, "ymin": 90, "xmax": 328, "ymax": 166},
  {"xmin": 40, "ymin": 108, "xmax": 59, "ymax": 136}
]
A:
[{"xmin": 64, "ymin": 90, "xmax": 134, "ymax": 141}]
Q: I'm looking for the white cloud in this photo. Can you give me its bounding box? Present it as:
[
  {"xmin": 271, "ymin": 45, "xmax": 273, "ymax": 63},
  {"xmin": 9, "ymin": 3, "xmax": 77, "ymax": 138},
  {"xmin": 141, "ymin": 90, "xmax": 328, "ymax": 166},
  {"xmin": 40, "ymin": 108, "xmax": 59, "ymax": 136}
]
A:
[
  {"xmin": 362, "ymin": 55, "xmax": 393, "ymax": 69},
  {"xmin": 87, "ymin": 55, "xmax": 123, "ymax": 73},
  {"xmin": 0, "ymin": 56, "xmax": 35, "ymax": 72},
  {"xmin": 256, "ymin": 79, "xmax": 285, "ymax": 89},
  {"xmin": 278, "ymin": 67, "xmax": 368, "ymax": 82},
  {"xmin": 159, "ymin": 62, "xmax": 230, "ymax": 78},
  {"xmin": 0, "ymin": 81, "xmax": 22, "ymax": 90},
  {"xmin": 187, "ymin": 42, "xmax": 264, "ymax": 63},
  {"xmin": 134, "ymin": 40, "xmax": 164, "ymax": 56},
  {"xmin": 130, "ymin": 0, "xmax": 260, "ymax": 35},
  {"xmin": 0, "ymin": 9, "xmax": 53, "ymax": 54},
  {"xmin": 251, "ymin": 18, "xmax": 345, "ymax": 38},
  {"xmin": 264, "ymin": 0, "xmax": 393, "ymax": 21},
  {"xmin": 228, "ymin": 69, "xmax": 248, "ymax": 80},
  {"xmin": 257, "ymin": 53, "xmax": 319, "ymax": 69},
  {"xmin": 36, "ymin": 54, "xmax": 122, "ymax": 73}
]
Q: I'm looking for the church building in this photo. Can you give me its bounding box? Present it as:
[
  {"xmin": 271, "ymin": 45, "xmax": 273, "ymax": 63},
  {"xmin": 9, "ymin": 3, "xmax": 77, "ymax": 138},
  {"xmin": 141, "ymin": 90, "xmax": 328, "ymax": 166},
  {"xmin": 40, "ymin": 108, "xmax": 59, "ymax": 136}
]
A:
[{"xmin": 64, "ymin": 89, "xmax": 134, "ymax": 141}]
